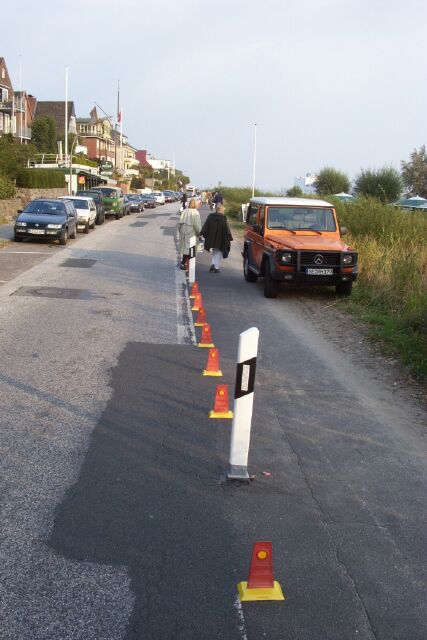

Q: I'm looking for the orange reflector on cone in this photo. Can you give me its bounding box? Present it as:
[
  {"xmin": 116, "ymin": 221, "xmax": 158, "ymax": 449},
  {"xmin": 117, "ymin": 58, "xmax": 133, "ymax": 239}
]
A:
[
  {"xmin": 198, "ymin": 322, "xmax": 214, "ymax": 348},
  {"xmin": 209, "ymin": 384, "xmax": 233, "ymax": 418},
  {"xmin": 189, "ymin": 282, "xmax": 199, "ymax": 299},
  {"xmin": 203, "ymin": 348, "xmax": 223, "ymax": 377},
  {"xmin": 195, "ymin": 306, "xmax": 207, "ymax": 327},
  {"xmin": 192, "ymin": 292, "xmax": 202, "ymax": 312},
  {"xmin": 237, "ymin": 542, "xmax": 285, "ymax": 602}
]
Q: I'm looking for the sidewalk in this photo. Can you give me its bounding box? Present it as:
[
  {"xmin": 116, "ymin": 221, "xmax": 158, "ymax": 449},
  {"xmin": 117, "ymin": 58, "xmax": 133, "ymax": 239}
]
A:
[{"xmin": 0, "ymin": 223, "xmax": 13, "ymax": 240}]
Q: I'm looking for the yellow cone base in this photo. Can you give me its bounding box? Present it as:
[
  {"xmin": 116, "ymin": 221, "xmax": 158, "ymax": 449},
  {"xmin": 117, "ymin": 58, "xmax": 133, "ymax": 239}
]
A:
[
  {"xmin": 209, "ymin": 410, "xmax": 234, "ymax": 419},
  {"xmin": 194, "ymin": 322, "xmax": 205, "ymax": 327},
  {"xmin": 203, "ymin": 370, "xmax": 223, "ymax": 377},
  {"xmin": 198, "ymin": 342, "xmax": 215, "ymax": 348},
  {"xmin": 237, "ymin": 581, "xmax": 285, "ymax": 602}
]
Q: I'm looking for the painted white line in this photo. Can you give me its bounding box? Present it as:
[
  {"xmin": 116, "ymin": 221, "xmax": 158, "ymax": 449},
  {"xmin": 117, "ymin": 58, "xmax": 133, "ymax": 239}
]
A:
[
  {"xmin": 0, "ymin": 251, "xmax": 54, "ymax": 255},
  {"xmin": 0, "ymin": 280, "xmax": 8, "ymax": 283},
  {"xmin": 175, "ymin": 268, "xmax": 196, "ymax": 346},
  {"xmin": 234, "ymin": 593, "xmax": 249, "ymax": 640}
]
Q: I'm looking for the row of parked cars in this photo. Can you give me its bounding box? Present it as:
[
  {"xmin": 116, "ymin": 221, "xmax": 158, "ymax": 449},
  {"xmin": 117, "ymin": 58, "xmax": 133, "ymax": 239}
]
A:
[{"xmin": 13, "ymin": 186, "xmax": 180, "ymax": 245}]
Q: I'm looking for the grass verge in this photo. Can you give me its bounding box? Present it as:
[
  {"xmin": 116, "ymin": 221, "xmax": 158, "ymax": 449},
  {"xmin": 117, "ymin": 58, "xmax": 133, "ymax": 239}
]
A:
[{"xmin": 223, "ymin": 190, "xmax": 427, "ymax": 381}]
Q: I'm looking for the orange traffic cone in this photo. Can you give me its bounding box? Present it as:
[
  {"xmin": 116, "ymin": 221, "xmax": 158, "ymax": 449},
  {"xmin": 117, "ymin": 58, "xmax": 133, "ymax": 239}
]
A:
[
  {"xmin": 203, "ymin": 348, "xmax": 223, "ymax": 377},
  {"xmin": 198, "ymin": 322, "xmax": 214, "ymax": 348},
  {"xmin": 237, "ymin": 542, "xmax": 285, "ymax": 602},
  {"xmin": 209, "ymin": 384, "xmax": 233, "ymax": 418},
  {"xmin": 194, "ymin": 306, "xmax": 207, "ymax": 327},
  {"xmin": 189, "ymin": 282, "xmax": 199, "ymax": 299},
  {"xmin": 192, "ymin": 292, "xmax": 203, "ymax": 312}
]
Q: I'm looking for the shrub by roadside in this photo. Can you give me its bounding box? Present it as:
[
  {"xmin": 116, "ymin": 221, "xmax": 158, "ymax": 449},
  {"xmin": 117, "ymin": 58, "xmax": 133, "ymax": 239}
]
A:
[{"xmin": 0, "ymin": 175, "xmax": 15, "ymax": 199}]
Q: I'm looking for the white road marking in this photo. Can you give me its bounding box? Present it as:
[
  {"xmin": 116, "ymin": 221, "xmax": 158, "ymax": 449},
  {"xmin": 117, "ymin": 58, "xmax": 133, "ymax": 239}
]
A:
[
  {"xmin": 0, "ymin": 251, "xmax": 54, "ymax": 255},
  {"xmin": 234, "ymin": 594, "xmax": 249, "ymax": 640}
]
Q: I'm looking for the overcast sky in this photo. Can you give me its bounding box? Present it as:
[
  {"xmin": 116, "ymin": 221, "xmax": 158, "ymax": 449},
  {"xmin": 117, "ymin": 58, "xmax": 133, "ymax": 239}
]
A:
[{"xmin": 1, "ymin": 0, "xmax": 426, "ymax": 190}]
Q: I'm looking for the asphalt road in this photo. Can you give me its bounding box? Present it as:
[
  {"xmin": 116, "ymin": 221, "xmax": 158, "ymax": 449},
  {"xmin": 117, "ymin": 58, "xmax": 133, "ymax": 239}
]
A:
[{"xmin": 0, "ymin": 204, "xmax": 425, "ymax": 639}]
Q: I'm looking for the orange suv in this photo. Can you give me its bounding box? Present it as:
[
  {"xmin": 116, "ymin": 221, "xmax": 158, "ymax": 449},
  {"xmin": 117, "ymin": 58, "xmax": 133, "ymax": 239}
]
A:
[{"xmin": 243, "ymin": 197, "xmax": 358, "ymax": 298}]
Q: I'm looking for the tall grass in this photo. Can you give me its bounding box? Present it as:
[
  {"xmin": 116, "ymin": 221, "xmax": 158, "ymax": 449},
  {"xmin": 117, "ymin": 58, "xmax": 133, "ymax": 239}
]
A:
[{"xmin": 222, "ymin": 189, "xmax": 427, "ymax": 379}]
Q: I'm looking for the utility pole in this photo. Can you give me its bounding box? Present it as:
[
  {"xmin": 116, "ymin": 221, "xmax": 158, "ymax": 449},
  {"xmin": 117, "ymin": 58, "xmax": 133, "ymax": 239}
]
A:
[
  {"xmin": 65, "ymin": 66, "xmax": 68, "ymax": 165},
  {"xmin": 19, "ymin": 55, "xmax": 23, "ymax": 144},
  {"xmin": 252, "ymin": 123, "xmax": 257, "ymax": 198}
]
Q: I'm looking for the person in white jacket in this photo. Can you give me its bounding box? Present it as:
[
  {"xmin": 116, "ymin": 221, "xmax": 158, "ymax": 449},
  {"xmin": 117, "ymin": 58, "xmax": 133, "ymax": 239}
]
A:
[{"xmin": 177, "ymin": 199, "xmax": 201, "ymax": 269}]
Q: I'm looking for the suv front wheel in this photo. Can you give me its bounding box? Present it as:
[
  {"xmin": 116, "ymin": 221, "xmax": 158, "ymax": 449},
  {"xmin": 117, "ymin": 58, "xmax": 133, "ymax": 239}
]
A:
[
  {"xmin": 336, "ymin": 281, "xmax": 353, "ymax": 297},
  {"xmin": 263, "ymin": 260, "xmax": 279, "ymax": 298},
  {"xmin": 243, "ymin": 251, "xmax": 257, "ymax": 282}
]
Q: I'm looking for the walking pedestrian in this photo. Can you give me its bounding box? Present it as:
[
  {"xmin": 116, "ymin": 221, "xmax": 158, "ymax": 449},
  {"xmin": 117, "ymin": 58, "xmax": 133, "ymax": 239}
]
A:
[
  {"xmin": 178, "ymin": 198, "xmax": 201, "ymax": 270},
  {"xmin": 181, "ymin": 191, "xmax": 188, "ymax": 211},
  {"xmin": 200, "ymin": 205, "xmax": 233, "ymax": 273},
  {"xmin": 212, "ymin": 190, "xmax": 224, "ymax": 207}
]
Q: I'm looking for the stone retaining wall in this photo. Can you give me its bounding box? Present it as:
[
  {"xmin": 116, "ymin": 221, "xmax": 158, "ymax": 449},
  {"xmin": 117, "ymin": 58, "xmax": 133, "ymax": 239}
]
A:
[{"xmin": 0, "ymin": 188, "xmax": 68, "ymax": 222}]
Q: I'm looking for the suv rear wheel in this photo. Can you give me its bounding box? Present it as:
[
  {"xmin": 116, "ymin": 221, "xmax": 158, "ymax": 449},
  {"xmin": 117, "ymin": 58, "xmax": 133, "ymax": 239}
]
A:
[
  {"xmin": 264, "ymin": 260, "xmax": 279, "ymax": 298},
  {"xmin": 243, "ymin": 251, "xmax": 257, "ymax": 282},
  {"xmin": 336, "ymin": 281, "xmax": 353, "ymax": 297}
]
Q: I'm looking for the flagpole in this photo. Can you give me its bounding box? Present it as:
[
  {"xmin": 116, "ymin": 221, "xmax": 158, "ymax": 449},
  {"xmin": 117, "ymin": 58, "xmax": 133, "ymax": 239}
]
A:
[
  {"xmin": 120, "ymin": 108, "xmax": 123, "ymax": 173},
  {"xmin": 115, "ymin": 80, "xmax": 119, "ymax": 170}
]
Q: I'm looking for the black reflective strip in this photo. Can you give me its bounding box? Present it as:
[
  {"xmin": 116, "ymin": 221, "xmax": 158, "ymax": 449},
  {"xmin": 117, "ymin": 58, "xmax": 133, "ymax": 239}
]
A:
[
  {"xmin": 189, "ymin": 246, "xmax": 196, "ymax": 258},
  {"xmin": 234, "ymin": 356, "xmax": 257, "ymax": 399}
]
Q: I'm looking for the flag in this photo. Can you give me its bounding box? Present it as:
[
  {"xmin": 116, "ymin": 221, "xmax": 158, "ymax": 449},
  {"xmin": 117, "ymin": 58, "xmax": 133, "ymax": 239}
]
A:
[{"xmin": 117, "ymin": 108, "xmax": 122, "ymax": 124}]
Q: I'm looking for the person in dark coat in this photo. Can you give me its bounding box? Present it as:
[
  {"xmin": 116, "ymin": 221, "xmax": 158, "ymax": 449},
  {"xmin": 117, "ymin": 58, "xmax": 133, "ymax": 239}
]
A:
[
  {"xmin": 200, "ymin": 205, "xmax": 233, "ymax": 273},
  {"xmin": 181, "ymin": 192, "xmax": 188, "ymax": 210},
  {"xmin": 212, "ymin": 191, "xmax": 223, "ymax": 206}
]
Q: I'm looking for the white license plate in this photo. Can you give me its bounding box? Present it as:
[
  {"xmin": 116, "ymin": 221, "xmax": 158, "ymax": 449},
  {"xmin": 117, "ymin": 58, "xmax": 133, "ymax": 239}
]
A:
[
  {"xmin": 28, "ymin": 229, "xmax": 45, "ymax": 235},
  {"xmin": 306, "ymin": 268, "xmax": 333, "ymax": 276}
]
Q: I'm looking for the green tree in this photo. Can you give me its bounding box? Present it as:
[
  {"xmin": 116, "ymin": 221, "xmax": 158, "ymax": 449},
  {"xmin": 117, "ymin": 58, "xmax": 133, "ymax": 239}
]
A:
[
  {"xmin": 401, "ymin": 146, "xmax": 427, "ymax": 198},
  {"xmin": 31, "ymin": 116, "xmax": 57, "ymax": 153},
  {"xmin": 0, "ymin": 136, "xmax": 35, "ymax": 179},
  {"xmin": 286, "ymin": 185, "xmax": 303, "ymax": 197},
  {"xmin": 354, "ymin": 167, "xmax": 403, "ymax": 203},
  {"xmin": 314, "ymin": 167, "xmax": 350, "ymax": 195}
]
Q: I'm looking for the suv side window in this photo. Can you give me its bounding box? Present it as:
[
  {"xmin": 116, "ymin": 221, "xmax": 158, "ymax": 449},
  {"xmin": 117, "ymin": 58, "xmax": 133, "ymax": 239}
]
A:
[{"xmin": 247, "ymin": 204, "xmax": 258, "ymax": 226}]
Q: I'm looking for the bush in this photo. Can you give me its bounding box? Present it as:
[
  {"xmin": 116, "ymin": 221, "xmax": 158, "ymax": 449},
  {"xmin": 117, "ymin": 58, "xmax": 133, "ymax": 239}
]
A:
[
  {"xmin": 334, "ymin": 197, "xmax": 427, "ymax": 377},
  {"xmin": 16, "ymin": 168, "xmax": 66, "ymax": 188},
  {"xmin": 354, "ymin": 167, "xmax": 403, "ymax": 203},
  {"xmin": 0, "ymin": 175, "xmax": 15, "ymax": 199},
  {"xmin": 286, "ymin": 185, "xmax": 303, "ymax": 197},
  {"xmin": 72, "ymin": 155, "xmax": 98, "ymax": 167},
  {"xmin": 315, "ymin": 167, "xmax": 350, "ymax": 195}
]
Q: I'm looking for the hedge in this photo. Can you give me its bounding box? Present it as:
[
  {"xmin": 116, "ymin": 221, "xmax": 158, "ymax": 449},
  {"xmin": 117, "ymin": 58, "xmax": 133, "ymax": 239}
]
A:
[
  {"xmin": 0, "ymin": 175, "xmax": 15, "ymax": 199},
  {"xmin": 16, "ymin": 168, "xmax": 66, "ymax": 188}
]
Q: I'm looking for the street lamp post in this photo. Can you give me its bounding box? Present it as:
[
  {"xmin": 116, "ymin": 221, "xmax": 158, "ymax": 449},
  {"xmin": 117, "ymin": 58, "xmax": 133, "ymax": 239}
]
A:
[{"xmin": 252, "ymin": 123, "xmax": 257, "ymax": 198}]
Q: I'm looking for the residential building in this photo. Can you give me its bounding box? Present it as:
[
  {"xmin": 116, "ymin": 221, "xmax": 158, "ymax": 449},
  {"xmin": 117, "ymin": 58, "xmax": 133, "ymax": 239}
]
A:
[
  {"xmin": 294, "ymin": 172, "xmax": 317, "ymax": 194},
  {"xmin": 35, "ymin": 100, "xmax": 77, "ymax": 139},
  {"xmin": 0, "ymin": 57, "xmax": 33, "ymax": 142},
  {"xmin": 77, "ymin": 107, "xmax": 115, "ymax": 164},
  {"xmin": 135, "ymin": 149, "xmax": 151, "ymax": 167},
  {"xmin": 112, "ymin": 130, "xmax": 139, "ymax": 176},
  {"xmin": 146, "ymin": 153, "xmax": 175, "ymax": 175}
]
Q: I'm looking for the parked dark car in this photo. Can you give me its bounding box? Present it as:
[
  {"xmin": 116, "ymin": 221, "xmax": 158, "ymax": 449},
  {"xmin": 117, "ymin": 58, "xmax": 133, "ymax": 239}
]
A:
[
  {"xmin": 14, "ymin": 198, "xmax": 78, "ymax": 245},
  {"xmin": 125, "ymin": 194, "xmax": 145, "ymax": 212},
  {"xmin": 123, "ymin": 195, "xmax": 132, "ymax": 215},
  {"xmin": 163, "ymin": 190, "xmax": 176, "ymax": 203},
  {"xmin": 76, "ymin": 190, "xmax": 106, "ymax": 224},
  {"xmin": 140, "ymin": 194, "xmax": 157, "ymax": 208}
]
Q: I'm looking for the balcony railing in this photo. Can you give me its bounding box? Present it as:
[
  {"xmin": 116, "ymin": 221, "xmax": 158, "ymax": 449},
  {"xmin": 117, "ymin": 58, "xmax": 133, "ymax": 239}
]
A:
[{"xmin": 0, "ymin": 97, "xmax": 25, "ymax": 112}]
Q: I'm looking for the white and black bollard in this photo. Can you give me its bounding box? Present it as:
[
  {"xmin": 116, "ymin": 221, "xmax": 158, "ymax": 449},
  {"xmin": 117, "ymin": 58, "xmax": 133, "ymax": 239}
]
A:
[
  {"xmin": 228, "ymin": 327, "xmax": 259, "ymax": 481},
  {"xmin": 188, "ymin": 235, "xmax": 196, "ymax": 285}
]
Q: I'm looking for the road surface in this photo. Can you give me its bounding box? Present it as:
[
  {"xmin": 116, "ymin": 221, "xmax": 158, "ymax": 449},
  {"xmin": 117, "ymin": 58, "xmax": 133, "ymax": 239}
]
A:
[{"xmin": 0, "ymin": 204, "xmax": 425, "ymax": 639}]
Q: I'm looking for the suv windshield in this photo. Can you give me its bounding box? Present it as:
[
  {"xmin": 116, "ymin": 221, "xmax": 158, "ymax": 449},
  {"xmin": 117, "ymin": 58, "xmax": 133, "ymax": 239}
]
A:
[
  {"xmin": 267, "ymin": 207, "xmax": 336, "ymax": 231},
  {"xmin": 92, "ymin": 188, "xmax": 118, "ymax": 198},
  {"xmin": 24, "ymin": 200, "xmax": 66, "ymax": 215}
]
